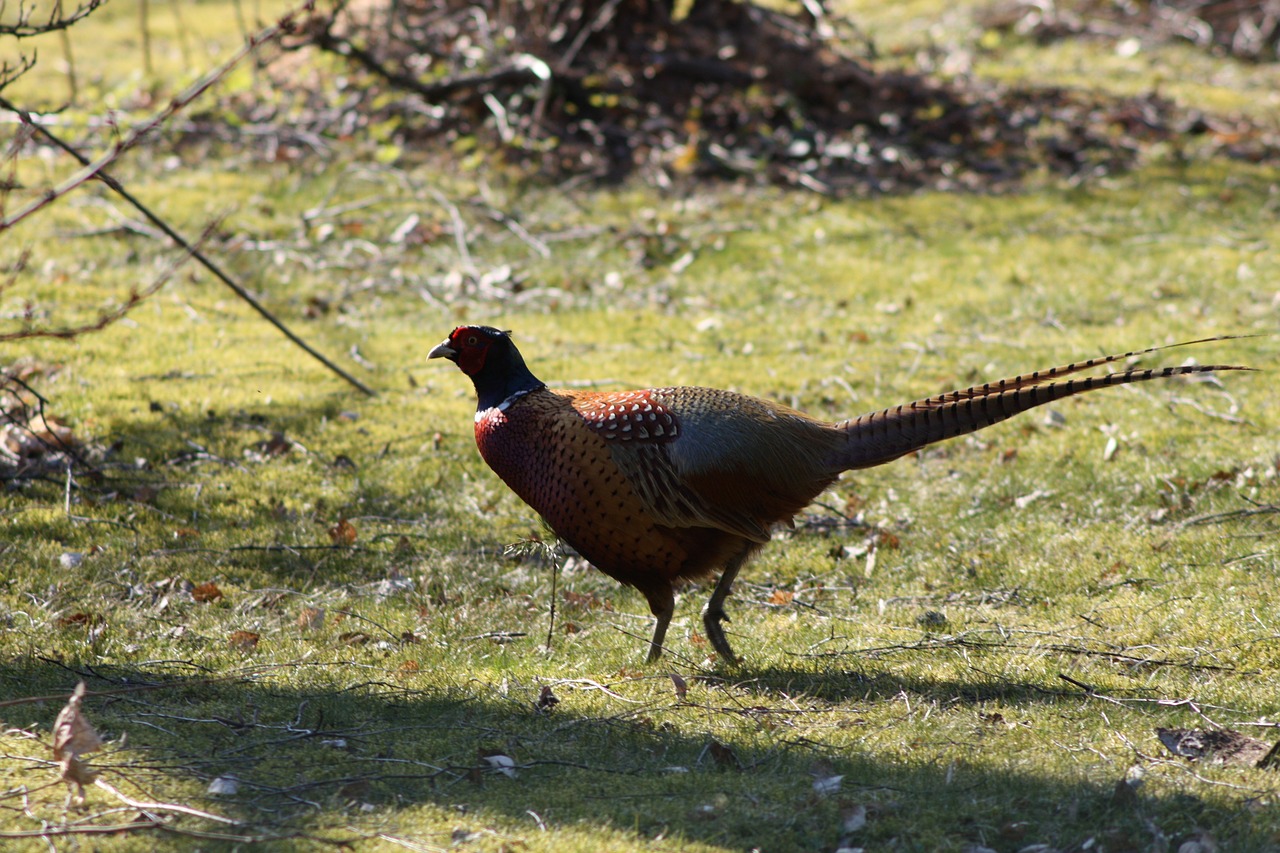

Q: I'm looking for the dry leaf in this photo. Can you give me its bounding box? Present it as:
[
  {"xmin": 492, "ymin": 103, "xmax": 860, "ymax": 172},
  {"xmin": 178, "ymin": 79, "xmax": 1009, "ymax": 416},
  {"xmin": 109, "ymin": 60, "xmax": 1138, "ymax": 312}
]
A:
[
  {"xmin": 813, "ymin": 773, "xmax": 843, "ymax": 795},
  {"xmin": 767, "ymin": 589, "xmax": 794, "ymax": 606},
  {"xmin": 32, "ymin": 414, "xmax": 76, "ymax": 447},
  {"xmin": 670, "ymin": 672, "xmax": 688, "ymax": 701},
  {"xmin": 536, "ymin": 685, "xmax": 560, "ymax": 713},
  {"xmin": 398, "ymin": 660, "xmax": 420, "ymax": 676},
  {"xmin": 706, "ymin": 739, "xmax": 740, "ymax": 769},
  {"xmin": 228, "ymin": 630, "xmax": 260, "ymax": 651},
  {"xmin": 56, "ymin": 612, "xmax": 99, "ymax": 628},
  {"xmin": 482, "ymin": 753, "xmax": 518, "ymax": 778},
  {"xmin": 263, "ymin": 432, "xmax": 291, "ymax": 456},
  {"xmin": 52, "ymin": 682, "xmax": 102, "ymax": 798},
  {"xmin": 339, "ymin": 630, "xmax": 371, "ymax": 645},
  {"xmin": 192, "ymin": 582, "xmax": 224, "ymax": 603},
  {"xmin": 563, "ymin": 589, "xmax": 605, "ymax": 610},
  {"xmin": 1157, "ymin": 727, "xmax": 1276, "ymax": 768},
  {"xmin": 297, "ymin": 607, "xmax": 325, "ymax": 631},
  {"xmin": 328, "ymin": 518, "xmax": 358, "ymax": 545},
  {"xmin": 916, "ymin": 610, "xmax": 948, "ymax": 629},
  {"xmin": 208, "ymin": 775, "xmax": 239, "ymax": 795}
]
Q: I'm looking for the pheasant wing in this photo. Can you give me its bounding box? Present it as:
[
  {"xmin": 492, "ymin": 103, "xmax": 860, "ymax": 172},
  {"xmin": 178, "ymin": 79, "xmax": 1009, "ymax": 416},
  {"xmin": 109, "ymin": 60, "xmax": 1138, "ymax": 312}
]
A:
[{"xmin": 565, "ymin": 387, "xmax": 845, "ymax": 542}]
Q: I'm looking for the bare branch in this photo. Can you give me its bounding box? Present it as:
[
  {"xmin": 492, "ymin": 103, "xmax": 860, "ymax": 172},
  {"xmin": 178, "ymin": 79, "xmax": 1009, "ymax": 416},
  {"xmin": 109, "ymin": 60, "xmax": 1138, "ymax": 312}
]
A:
[
  {"xmin": 0, "ymin": 0, "xmax": 108, "ymax": 38},
  {"xmin": 0, "ymin": 0, "xmax": 375, "ymax": 397},
  {"xmin": 0, "ymin": 54, "xmax": 38, "ymax": 92},
  {"xmin": 0, "ymin": 1, "xmax": 316, "ymax": 232}
]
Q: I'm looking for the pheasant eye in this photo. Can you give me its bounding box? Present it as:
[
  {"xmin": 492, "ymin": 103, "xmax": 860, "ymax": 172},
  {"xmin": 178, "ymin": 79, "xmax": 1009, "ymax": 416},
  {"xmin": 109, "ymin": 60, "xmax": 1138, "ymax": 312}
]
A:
[{"xmin": 467, "ymin": 335, "xmax": 478, "ymax": 346}]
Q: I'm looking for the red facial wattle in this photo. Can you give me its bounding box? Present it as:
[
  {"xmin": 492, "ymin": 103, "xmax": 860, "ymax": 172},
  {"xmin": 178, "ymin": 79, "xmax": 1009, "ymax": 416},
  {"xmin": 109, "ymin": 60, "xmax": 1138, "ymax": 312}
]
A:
[{"xmin": 451, "ymin": 329, "xmax": 490, "ymax": 376}]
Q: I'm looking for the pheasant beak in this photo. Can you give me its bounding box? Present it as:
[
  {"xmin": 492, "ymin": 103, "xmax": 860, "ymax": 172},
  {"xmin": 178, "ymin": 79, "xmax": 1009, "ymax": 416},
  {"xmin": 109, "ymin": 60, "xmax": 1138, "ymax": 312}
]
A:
[{"xmin": 428, "ymin": 339, "xmax": 457, "ymax": 361}]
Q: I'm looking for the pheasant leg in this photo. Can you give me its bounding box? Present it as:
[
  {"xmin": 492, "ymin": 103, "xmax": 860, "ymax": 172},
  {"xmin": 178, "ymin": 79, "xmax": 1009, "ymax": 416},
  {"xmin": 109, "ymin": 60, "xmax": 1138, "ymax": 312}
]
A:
[
  {"xmin": 702, "ymin": 547, "xmax": 753, "ymax": 663},
  {"xmin": 645, "ymin": 587, "xmax": 675, "ymax": 663}
]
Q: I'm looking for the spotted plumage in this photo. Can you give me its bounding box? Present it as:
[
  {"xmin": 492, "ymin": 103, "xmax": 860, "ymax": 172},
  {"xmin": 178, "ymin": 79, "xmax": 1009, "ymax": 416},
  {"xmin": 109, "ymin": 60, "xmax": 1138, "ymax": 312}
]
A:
[
  {"xmin": 430, "ymin": 325, "xmax": 1252, "ymax": 663},
  {"xmin": 577, "ymin": 390, "xmax": 679, "ymax": 442}
]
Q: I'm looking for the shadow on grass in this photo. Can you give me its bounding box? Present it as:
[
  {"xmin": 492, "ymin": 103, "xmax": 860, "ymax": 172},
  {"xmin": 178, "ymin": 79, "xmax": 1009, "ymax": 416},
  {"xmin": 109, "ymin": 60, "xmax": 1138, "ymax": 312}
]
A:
[
  {"xmin": 0, "ymin": 656, "xmax": 1256, "ymax": 852},
  {"xmin": 3, "ymin": 392, "xmax": 468, "ymax": 584}
]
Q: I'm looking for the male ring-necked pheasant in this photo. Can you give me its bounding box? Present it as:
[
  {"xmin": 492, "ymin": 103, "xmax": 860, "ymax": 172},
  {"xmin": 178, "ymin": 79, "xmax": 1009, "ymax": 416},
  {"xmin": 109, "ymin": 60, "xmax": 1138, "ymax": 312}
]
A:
[{"xmin": 431, "ymin": 326, "xmax": 1249, "ymax": 663}]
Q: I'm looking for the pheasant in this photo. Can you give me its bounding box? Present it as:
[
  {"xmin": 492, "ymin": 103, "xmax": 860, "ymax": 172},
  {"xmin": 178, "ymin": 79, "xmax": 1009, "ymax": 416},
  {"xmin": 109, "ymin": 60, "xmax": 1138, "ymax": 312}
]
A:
[{"xmin": 430, "ymin": 326, "xmax": 1250, "ymax": 663}]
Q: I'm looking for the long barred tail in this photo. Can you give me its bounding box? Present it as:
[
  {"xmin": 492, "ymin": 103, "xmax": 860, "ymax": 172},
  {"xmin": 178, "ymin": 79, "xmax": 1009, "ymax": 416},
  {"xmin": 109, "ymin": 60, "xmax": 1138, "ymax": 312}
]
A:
[{"xmin": 834, "ymin": 337, "xmax": 1255, "ymax": 471}]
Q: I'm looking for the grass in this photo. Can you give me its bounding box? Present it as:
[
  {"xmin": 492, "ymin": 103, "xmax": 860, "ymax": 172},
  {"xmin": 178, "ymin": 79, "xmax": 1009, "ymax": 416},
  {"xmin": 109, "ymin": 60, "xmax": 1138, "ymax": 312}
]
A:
[{"xmin": 2, "ymin": 2, "xmax": 1279, "ymax": 851}]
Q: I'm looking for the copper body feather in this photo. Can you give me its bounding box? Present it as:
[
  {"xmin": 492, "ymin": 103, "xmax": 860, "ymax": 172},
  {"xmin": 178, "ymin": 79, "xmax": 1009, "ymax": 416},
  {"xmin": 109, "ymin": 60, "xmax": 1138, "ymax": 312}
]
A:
[{"xmin": 431, "ymin": 327, "xmax": 1251, "ymax": 663}]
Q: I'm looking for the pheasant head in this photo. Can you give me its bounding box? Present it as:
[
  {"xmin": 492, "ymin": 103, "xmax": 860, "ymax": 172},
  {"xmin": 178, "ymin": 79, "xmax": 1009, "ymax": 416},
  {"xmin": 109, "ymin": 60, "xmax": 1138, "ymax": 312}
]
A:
[{"xmin": 428, "ymin": 325, "xmax": 545, "ymax": 412}]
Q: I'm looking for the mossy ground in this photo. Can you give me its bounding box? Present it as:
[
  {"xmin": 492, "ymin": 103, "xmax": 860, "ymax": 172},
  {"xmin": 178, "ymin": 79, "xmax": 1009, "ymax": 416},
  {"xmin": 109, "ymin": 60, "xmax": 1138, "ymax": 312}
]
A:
[{"xmin": 1, "ymin": 2, "xmax": 1278, "ymax": 851}]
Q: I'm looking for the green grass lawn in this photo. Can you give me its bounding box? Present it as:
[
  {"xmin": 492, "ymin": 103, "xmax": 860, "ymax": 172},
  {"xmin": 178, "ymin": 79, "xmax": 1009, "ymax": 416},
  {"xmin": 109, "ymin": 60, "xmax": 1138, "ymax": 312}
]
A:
[{"xmin": 2, "ymin": 2, "xmax": 1279, "ymax": 850}]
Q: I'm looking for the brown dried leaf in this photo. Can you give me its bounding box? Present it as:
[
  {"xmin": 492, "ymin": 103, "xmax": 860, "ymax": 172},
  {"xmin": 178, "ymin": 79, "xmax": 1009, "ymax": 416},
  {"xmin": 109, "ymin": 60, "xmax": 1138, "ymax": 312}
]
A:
[
  {"xmin": 56, "ymin": 612, "xmax": 100, "ymax": 628},
  {"xmin": 296, "ymin": 607, "xmax": 325, "ymax": 631},
  {"xmin": 32, "ymin": 414, "xmax": 76, "ymax": 446},
  {"xmin": 876, "ymin": 530, "xmax": 901, "ymax": 549},
  {"xmin": 563, "ymin": 589, "xmax": 605, "ymax": 610},
  {"xmin": 707, "ymin": 738, "xmax": 739, "ymax": 769},
  {"xmin": 339, "ymin": 630, "xmax": 371, "ymax": 645},
  {"xmin": 328, "ymin": 518, "xmax": 357, "ymax": 545},
  {"xmin": 1157, "ymin": 727, "xmax": 1276, "ymax": 768},
  {"xmin": 263, "ymin": 432, "xmax": 291, "ymax": 456},
  {"xmin": 767, "ymin": 589, "xmax": 794, "ymax": 606},
  {"xmin": 228, "ymin": 630, "xmax": 260, "ymax": 651},
  {"xmin": 670, "ymin": 672, "xmax": 688, "ymax": 701},
  {"xmin": 192, "ymin": 582, "xmax": 224, "ymax": 603},
  {"xmin": 52, "ymin": 682, "xmax": 102, "ymax": 796},
  {"xmin": 536, "ymin": 685, "xmax": 560, "ymax": 713}
]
